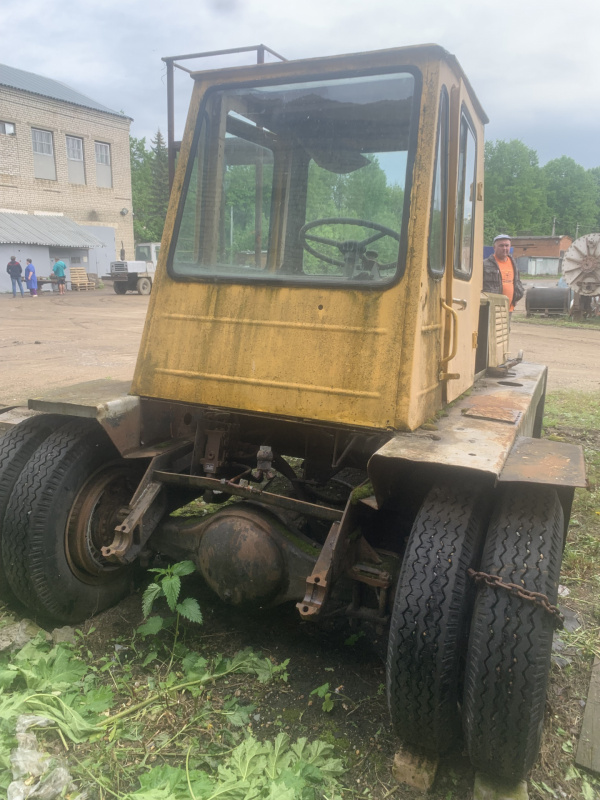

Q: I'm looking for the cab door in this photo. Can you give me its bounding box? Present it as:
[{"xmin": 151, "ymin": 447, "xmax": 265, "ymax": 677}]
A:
[{"xmin": 442, "ymin": 86, "xmax": 484, "ymax": 403}]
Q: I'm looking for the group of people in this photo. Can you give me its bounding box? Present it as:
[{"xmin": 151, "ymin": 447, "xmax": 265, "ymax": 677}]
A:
[{"xmin": 6, "ymin": 257, "xmax": 68, "ymax": 297}]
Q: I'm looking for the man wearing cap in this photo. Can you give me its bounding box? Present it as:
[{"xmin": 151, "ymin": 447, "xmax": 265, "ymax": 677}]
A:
[{"xmin": 483, "ymin": 234, "xmax": 524, "ymax": 315}]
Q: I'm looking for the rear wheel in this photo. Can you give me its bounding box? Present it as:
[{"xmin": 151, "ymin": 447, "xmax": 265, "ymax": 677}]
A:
[
  {"xmin": 137, "ymin": 277, "xmax": 152, "ymax": 295},
  {"xmin": 463, "ymin": 485, "xmax": 564, "ymax": 780},
  {"xmin": 0, "ymin": 415, "xmax": 67, "ymax": 602},
  {"xmin": 2, "ymin": 420, "xmax": 143, "ymax": 623},
  {"xmin": 386, "ymin": 482, "xmax": 489, "ymax": 751},
  {"xmin": 113, "ymin": 282, "xmax": 127, "ymax": 295}
]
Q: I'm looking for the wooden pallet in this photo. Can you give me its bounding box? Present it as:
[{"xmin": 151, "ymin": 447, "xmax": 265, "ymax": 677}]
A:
[{"xmin": 69, "ymin": 267, "xmax": 95, "ymax": 291}]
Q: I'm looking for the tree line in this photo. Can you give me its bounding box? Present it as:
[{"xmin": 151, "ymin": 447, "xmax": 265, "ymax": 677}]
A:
[
  {"xmin": 484, "ymin": 139, "xmax": 600, "ymax": 244},
  {"xmin": 130, "ymin": 132, "xmax": 600, "ymax": 250}
]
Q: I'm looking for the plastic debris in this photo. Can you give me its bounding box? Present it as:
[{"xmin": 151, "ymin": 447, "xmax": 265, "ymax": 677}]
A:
[{"xmin": 7, "ymin": 715, "xmax": 87, "ymax": 800}]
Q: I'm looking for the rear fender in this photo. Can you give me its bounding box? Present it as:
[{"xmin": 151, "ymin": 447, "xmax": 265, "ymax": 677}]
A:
[{"xmin": 368, "ymin": 361, "xmax": 585, "ymax": 508}]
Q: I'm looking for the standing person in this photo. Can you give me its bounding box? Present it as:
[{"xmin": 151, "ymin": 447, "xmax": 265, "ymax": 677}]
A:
[
  {"xmin": 6, "ymin": 256, "xmax": 24, "ymax": 298},
  {"xmin": 482, "ymin": 234, "xmax": 524, "ymax": 317},
  {"xmin": 52, "ymin": 258, "xmax": 67, "ymax": 295},
  {"xmin": 24, "ymin": 259, "xmax": 38, "ymax": 297}
]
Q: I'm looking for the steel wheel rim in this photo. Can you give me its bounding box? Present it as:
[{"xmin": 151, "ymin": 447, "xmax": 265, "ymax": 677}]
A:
[{"xmin": 66, "ymin": 464, "xmax": 137, "ymax": 584}]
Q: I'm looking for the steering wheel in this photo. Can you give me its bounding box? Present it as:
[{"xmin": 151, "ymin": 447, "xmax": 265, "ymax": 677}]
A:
[{"xmin": 299, "ymin": 217, "xmax": 400, "ymax": 278}]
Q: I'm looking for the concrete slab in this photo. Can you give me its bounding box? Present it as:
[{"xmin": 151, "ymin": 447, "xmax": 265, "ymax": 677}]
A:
[
  {"xmin": 474, "ymin": 773, "xmax": 529, "ymax": 800},
  {"xmin": 392, "ymin": 745, "xmax": 438, "ymax": 791}
]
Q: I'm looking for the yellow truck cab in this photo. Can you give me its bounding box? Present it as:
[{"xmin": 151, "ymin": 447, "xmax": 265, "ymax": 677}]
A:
[{"xmin": 0, "ymin": 44, "xmax": 585, "ymax": 784}]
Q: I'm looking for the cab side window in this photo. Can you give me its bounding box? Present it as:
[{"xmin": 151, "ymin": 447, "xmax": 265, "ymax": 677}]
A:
[
  {"xmin": 453, "ymin": 111, "xmax": 477, "ymax": 279},
  {"xmin": 428, "ymin": 88, "xmax": 449, "ymax": 278}
]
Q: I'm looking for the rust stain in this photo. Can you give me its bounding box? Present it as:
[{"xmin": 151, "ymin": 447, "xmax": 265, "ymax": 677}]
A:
[{"xmin": 462, "ymin": 395, "xmax": 521, "ymax": 424}]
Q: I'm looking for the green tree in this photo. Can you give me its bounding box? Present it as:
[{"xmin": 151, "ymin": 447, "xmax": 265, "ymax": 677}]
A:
[
  {"xmin": 147, "ymin": 129, "xmax": 169, "ymax": 242},
  {"xmin": 543, "ymin": 157, "xmax": 598, "ymax": 239},
  {"xmin": 484, "ymin": 139, "xmax": 549, "ymax": 241},
  {"xmin": 586, "ymin": 166, "xmax": 600, "ymax": 233},
  {"xmin": 129, "ymin": 136, "xmax": 153, "ymax": 242},
  {"xmin": 129, "ymin": 130, "xmax": 170, "ymax": 245}
]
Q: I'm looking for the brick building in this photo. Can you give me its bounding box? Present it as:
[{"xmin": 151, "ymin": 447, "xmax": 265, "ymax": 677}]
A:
[
  {"xmin": 0, "ymin": 63, "xmax": 134, "ymax": 291},
  {"xmin": 510, "ymin": 235, "xmax": 573, "ymax": 260},
  {"xmin": 510, "ymin": 235, "xmax": 573, "ymax": 276}
]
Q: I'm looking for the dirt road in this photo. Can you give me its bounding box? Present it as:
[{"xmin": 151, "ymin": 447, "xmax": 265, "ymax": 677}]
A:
[
  {"xmin": 0, "ymin": 288, "xmax": 147, "ymax": 407},
  {"xmin": 511, "ymin": 318, "xmax": 600, "ymax": 391},
  {"xmin": 0, "ymin": 287, "xmax": 599, "ymax": 408}
]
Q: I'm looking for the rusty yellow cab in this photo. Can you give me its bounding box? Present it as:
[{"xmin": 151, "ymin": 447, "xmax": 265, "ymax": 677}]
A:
[
  {"xmin": 2, "ymin": 43, "xmax": 585, "ymax": 786},
  {"xmin": 134, "ymin": 44, "xmax": 490, "ymax": 430}
]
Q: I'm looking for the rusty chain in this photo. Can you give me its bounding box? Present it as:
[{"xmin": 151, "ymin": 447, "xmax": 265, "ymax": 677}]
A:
[{"xmin": 467, "ymin": 568, "xmax": 564, "ymax": 630}]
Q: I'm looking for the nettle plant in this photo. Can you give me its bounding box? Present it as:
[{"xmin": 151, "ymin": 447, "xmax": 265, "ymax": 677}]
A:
[{"xmin": 137, "ymin": 560, "xmax": 203, "ymax": 668}]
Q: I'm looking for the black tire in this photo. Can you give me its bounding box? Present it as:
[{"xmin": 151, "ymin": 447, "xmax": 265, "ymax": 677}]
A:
[
  {"xmin": 0, "ymin": 414, "xmax": 68, "ymax": 603},
  {"xmin": 2, "ymin": 420, "xmax": 142, "ymax": 623},
  {"xmin": 386, "ymin": 482, "xmax": 489, "ymax": 751},
  {"xmin": 137, "ymin": 277, "xmax": 152, "ymax": 295},
  {"xmin": 113, "ymin": 282, "xmax": 127, "ymax": 295},
  {"xmin": 463, "ymin": 485, "xmax": 564, "ymax": 780}
]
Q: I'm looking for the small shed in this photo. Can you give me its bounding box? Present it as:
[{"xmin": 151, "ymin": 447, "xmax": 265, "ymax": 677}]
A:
[
  {"xmin": 511, "ymin": 235, "xmax": 573, "ymax": 275},
  {"xmin": 0, "ymin": 212, "xmax": 105, "ymax": 292}
]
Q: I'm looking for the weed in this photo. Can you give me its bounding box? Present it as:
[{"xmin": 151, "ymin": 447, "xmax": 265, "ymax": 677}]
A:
[
  {"xmin": 138, "ymin": 559, "xmax": 203, "ymax": 672},
  {"xmin": 311, "ymin": 682, "xmax": 335, "ymax": 713}
]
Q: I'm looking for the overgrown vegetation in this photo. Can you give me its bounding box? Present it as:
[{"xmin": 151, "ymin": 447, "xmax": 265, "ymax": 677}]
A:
[
  {"xmin": 0, "ymin": 589, "xmax": 347, "ymax": 799},
  {"xmin": 530, "ymin": 390, "xmax": 600, "ymax": 800}
]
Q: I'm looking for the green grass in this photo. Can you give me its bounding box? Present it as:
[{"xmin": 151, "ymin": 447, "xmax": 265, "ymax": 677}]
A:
[
  {"xmin": 514, "ymin": 314, "xmax": 600, "ymax": 330},
  {"xmin": 544, "ymin": 389, "xmax": 600, "ymax": 433},
  {"xmin": 529, "ymin": 390, "xmax": 600, "ymax": 800}
]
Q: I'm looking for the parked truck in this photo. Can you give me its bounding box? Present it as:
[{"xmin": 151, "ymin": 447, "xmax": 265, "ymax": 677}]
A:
[
  {"xmin": 0, "ymin": 44, "xmax": 585, "ymax": 785},
  {"xmin": 110, "ymin": 242, "xmax": 160, "ymax": 295}
]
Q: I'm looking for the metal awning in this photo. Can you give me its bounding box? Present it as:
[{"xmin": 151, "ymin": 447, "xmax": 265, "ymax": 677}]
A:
[{"xmin": 0, "ymin": 213, "xmax": 105, "ymax": 248}]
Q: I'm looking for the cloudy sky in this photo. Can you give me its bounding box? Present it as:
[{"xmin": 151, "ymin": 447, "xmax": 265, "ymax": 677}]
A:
[{"xmin": 3, "ymin": 0, "xmax": 600, "ymax": 168}]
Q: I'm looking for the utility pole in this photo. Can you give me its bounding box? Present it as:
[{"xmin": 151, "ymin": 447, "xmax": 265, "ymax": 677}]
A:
[
  {"xmin": 575, "ymin": 222, "xmax": 580, "ymax": 239},
  {"xmin": 552, "ymin": 216, "xmax": 556, "ymax": 236}
]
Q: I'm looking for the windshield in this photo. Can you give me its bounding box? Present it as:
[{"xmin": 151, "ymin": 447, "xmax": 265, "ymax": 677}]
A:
[
  {"xmin": 136, "ymin": 245, "xmax": 152, "ymax": 261},
  {"xmin": 170, "ymin": 71, "xmax": 418, "ymax": 286}
]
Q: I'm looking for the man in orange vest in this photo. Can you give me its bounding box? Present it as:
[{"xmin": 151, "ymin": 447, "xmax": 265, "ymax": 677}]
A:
[{"xmin": 482, "ymin": 234, "xmax": 524, "ymax": 318}]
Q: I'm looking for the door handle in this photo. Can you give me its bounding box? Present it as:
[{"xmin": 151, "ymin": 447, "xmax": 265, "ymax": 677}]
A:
[
  {"xmin": 439, "ymin": 299, "xmax": 461, "ymax": 381},
  {"xmin": 440, "ymin": 300, "xmax": 458, "ymax": 366}
]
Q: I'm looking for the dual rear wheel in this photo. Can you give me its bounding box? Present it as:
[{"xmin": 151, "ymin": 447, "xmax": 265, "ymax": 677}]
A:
[
  {"xmin": 387, "ymin": 481, "xmax": 564, "ymax": 780},
  {"xmin": 0, "ymin": 418, "xmax": 141, "ymax": 623}
]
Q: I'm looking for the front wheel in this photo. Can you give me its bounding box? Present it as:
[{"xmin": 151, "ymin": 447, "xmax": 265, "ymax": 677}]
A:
[
  {"xmin": 137, "ymin": 277, "xmax": 152, "ymax": 295},
  {"xmin": 463, "ymin": 485, "xmax": 564, "ymax": 780},
  {"xmin": 113, "ymin": 282, "xmax": 127, "ymax": 295},
  {"xmin": 2, "ymin": 421, "xmax": 144, "ymax": 623}
]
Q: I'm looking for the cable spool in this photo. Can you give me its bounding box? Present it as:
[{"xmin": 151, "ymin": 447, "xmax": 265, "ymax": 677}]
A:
[{"xmin": 562, "ymin": 233, "xmax": 600, "ymax": 296}]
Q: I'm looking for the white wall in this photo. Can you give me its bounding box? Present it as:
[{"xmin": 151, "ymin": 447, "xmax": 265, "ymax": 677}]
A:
[
  {"xmin": 0, "ymin": 244, "xmax": 51, "ymax": 292},
  {"xmin": 80, "ymin": 225, "xmax": 115, "ymax": 277}
]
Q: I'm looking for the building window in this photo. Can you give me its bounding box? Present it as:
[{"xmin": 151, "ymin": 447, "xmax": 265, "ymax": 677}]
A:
[
  {"xmin": 66, "ymin": 135, "xmax": 86, "ymax": 185},
  {"xmin": 1, "ymin": 121, "xmax": 15, "ymax": 135},
  {"xmin": 32, "ymin": 128, "xmax": 53, "ymax": 155},
  {"xmin": 95, "ymin": 141, "xmax": 112, "ymax": 188},
  {"xmin": 31, "ymin": 128, "xmax": 57, "ymax": 179},
  {"xmin": 70, "ymin": 256, "xmax": 81, "ymax": 264}
]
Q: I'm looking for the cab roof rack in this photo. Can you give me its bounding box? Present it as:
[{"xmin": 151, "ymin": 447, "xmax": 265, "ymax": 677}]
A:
[{"xmin": 162, "ymin": 45, "xmax": 287, "ymax": 186}]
